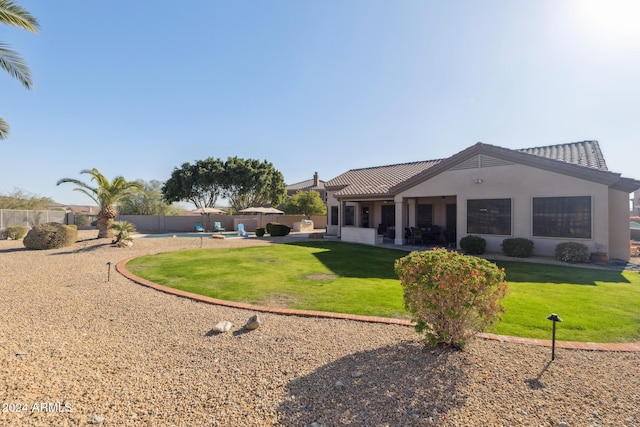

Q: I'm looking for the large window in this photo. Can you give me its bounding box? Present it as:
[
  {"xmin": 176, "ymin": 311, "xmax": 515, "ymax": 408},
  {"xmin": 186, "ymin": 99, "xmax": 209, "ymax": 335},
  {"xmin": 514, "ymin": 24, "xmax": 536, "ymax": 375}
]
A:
[
  {"xmin": 533, "ymin": 196, "xmax": 591, "ymax": 238},
  {"xmin": 344, "ymin": 206, "xmax": 355, "ymax": 226},
  {"xmin": 331, "ymin": 206, "xmax": 338, "ymax": 226},
  {"xmin": 416, "ymin": 204, "xmax": 433, "ymax": 229},
  {"xmin": 467, "ymin": 198, "xmax": 511, "ymax": 235}
]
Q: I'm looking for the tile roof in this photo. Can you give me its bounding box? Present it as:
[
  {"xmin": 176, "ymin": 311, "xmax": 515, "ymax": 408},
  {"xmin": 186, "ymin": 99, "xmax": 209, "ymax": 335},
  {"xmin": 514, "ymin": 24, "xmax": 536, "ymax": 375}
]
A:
[
  {"xmin": 327, "ymin": 140, "xmax": 632, "ymax": 198},
  {"xmin": 326, "ymin": 160, "xmax": 442, "ymax": 197},
  {"xmin": 518, "ymin": 140, "xmax": 608, "ymax": 171},
  {"xmin": 287, "ymin": 178, "xmax": 326, "ymax": 191}
]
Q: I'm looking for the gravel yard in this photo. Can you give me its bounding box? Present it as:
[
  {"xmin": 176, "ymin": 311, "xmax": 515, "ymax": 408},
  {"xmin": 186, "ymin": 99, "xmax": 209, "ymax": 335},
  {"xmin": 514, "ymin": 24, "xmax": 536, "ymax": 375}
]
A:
[{"xmin": 1, "ymin": 231, "xmax": 639, "ymax": 426}]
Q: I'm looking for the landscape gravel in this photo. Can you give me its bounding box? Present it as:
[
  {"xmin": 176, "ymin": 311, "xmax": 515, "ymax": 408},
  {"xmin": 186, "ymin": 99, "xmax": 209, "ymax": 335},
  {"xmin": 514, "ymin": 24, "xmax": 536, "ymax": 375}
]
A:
[{"xmin": 1, "ymin": 231, "xmax": 639, "ymax": 426}]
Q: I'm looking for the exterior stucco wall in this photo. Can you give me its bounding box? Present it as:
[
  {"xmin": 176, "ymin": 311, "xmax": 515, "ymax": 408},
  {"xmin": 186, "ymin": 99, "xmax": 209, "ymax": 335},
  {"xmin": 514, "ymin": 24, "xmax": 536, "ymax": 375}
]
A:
[
  {"xmin": 396, "ymin": 163, "xmax": 611, "ymax": 257},
  {"xmin": 609, "ymin": 188, "xmax": 631, "ymax": 260}
]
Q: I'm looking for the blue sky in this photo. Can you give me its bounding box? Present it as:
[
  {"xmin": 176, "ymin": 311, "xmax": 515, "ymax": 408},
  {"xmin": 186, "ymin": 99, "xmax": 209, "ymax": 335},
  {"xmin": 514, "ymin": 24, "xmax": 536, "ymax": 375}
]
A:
[{"xmin": 2, "ymin": 0, "xmax": 639, "ymax": 206}]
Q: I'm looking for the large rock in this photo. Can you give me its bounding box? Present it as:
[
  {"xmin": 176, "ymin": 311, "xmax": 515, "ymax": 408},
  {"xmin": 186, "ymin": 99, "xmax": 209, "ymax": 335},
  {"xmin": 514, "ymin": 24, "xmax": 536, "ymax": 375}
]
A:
[
  {"xmin": 243, "ymin": 314, "xmax": 262, "ymax": 330},
  {"xmin": 213, "ymin": 320, "xmax": 233, "ymax": 333}
]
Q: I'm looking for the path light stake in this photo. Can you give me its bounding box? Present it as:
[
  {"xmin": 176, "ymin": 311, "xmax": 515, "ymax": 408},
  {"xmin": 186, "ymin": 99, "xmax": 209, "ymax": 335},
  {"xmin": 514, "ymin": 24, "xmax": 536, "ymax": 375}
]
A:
[
  {"xmin": 546, "ymin": 313, "xmax": 563, "ymax": 361},
  {"xmin": 201, "ymin": 236, "xmax": 203, "ymax": 248},
  {"xmin": 106, "ymin": 261, "xmax": 112, "ymax": 282}
]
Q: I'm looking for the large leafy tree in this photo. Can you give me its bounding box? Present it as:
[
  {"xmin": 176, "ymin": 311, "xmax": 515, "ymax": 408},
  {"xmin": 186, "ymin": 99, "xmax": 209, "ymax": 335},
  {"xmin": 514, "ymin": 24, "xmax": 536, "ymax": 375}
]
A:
[
  {"xmin": 162, "ymin": 158, "xmax": 225, "ymax": 208},
  {"xmin": 57, "ymin": 168, "xmax": 143, "ymax": 238},
  {"xmin": 118, "ymin": 179, "xmax": 182, "ymax": 215},
  {"xmin": 222, "ymin": 157, "xmax": 287, "ymax": 213},
  {"xmin": 284, "ymin": 190, "xmax": 327, "ymax": 218},
  {"xmin": 0, "ymin": 0, "xmax": 39, "ymax": 140}
]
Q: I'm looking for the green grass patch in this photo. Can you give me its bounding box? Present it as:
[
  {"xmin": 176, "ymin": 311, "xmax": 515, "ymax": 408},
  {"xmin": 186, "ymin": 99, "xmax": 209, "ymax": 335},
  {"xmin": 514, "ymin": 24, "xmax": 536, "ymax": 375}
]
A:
[
  {"xmin": 126, "ymin": 241, "xmax": 409, "ymax": 319},
  {"xmin": 126, "ymin": 242, "xmax": 640, "ymax": 343}
]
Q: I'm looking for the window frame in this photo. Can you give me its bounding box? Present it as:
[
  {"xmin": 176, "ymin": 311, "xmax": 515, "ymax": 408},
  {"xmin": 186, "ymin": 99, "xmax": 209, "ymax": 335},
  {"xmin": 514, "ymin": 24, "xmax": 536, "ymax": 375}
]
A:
[
  {"xmin": 532, "ymin": 196, "xmax": 592, "ymax": 239},
  {"xmin": 466, "ymin": 198, "xmax": 512, "ymax": 235}
]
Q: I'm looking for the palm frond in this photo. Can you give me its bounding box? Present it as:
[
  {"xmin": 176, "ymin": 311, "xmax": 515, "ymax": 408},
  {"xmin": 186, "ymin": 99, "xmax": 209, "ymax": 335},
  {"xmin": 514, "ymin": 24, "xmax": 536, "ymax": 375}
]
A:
[
  {"xmin": 0, "ymin": 0, "xmax": 39, "ymax": 33},
  {"xmin": 0, "ymin": 115, "xmax": 8, "ymax": 140},
  {"xmin": 0, "ymin": 42, "xmax": 33, "ymax": 89}
]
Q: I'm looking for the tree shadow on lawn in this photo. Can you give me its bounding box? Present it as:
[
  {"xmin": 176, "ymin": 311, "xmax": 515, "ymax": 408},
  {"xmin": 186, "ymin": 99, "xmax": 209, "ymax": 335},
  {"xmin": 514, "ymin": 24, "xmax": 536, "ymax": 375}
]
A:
[
  {"xmin": 491, "ymin": 260, "xmax": 632, "ymax": 286},
  {"xmin": 277, "ymin": 340, "xmax": 467, "ymax": 426},
  {"xmin": 284, "ymin": 241, "xmax": 408, "ymax": 280}
]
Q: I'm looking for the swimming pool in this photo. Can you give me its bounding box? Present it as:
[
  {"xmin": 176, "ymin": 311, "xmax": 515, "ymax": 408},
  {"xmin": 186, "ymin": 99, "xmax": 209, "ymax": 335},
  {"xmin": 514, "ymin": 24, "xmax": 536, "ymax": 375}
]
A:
[{"xmin": 137, "ymin": 232, "xmax": 252, "ymax": 239}]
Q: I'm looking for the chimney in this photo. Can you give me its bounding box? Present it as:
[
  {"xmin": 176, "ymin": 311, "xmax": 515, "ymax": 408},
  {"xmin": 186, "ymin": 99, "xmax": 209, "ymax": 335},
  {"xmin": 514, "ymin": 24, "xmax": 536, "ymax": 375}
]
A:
[{"xmin": 313, "ymin": 172, "xmax": 319, "ymax": 187}]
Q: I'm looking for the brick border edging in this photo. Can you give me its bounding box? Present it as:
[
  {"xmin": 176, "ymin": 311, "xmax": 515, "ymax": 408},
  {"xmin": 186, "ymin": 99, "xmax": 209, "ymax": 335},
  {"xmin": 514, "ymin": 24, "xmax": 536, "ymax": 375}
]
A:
[{"xmin": 116, "ymin": 258, "xmax": 640, "ymax": 352}]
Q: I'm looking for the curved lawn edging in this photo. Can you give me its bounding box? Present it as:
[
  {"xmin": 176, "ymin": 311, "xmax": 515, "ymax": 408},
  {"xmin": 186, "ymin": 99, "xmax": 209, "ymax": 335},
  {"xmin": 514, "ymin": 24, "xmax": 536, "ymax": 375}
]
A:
[{"xmin": 116, "ymin": 257, "xmax": 640, "ymax": 352}]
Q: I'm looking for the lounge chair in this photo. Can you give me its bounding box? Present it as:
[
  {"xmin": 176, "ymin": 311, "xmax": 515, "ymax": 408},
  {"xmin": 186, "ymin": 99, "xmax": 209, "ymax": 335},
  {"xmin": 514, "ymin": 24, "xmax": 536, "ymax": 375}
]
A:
[
  {"xmin": 213, "ymin": 221, "xmax": 225, "ymax": 232},
  {"xmin": 194, "ymin": 222, "xmax": 205, "ymax": 232}
]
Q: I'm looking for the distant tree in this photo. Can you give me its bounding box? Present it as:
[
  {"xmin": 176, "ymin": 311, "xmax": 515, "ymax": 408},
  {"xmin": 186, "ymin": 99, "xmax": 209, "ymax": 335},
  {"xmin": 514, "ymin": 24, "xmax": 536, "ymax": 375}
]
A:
[
  {"xmin": 222, "ymin": 157, "xmax": 286, "ymax": 213},
  {"xmin": 0, "ymin": 189, "xmax": 53, "ymax": 209},
  {"xmin": 118, "ymin": 179, "xmax": 182, "ymax": 215},
  {"xmin": 284, "ymin": 190, "xmax": 327, "ymax": 218},
  {"xmin": 0, "ymin": 0, "xmax": 39, "ymax": 140},
  {"xmin": 162, "ymin": 158, "xmax": 225, "ymax": 208},
  {"xmin": 57, "ymin": 168, "xmax": 143, "ymax": 239}
]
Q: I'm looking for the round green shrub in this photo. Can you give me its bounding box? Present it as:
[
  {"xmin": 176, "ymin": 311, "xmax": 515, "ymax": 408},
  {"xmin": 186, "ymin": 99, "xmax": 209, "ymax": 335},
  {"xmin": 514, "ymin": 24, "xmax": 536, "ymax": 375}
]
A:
[
  {"xmin": 23, "ymin": 222, "xmax": 78, "ymax": 250},
  {"xmin": 255, "ymin": 228, "xmax": 266, "ymax": 237},
  {"xmin": 395, "ymin": 248, "xmax": 508, "ymax": 349},
  {"xmin": 555, "ymin": 242, "xmax": 589, "ymax": 263},
  {"xmin": 269, "ymin": 223, "xmax": 291, "ymax": 236},
  {"xmin": 5, "ymin": 226, "xmax": 28, "ymax": 240},
  {"xmin": 501, "ymin": 238, "xmax": 534, "ymax": 258},
  {"xmin": 459, "ymin": 235, "xmax": 486, "ymax": 255}
]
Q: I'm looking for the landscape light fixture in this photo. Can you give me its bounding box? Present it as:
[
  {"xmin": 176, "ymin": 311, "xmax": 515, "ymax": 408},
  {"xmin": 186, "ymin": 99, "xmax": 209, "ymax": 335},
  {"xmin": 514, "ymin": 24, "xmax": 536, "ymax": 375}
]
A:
[
  {"xmin": 546, "ymin": 313, "xmax": 563, "ymax": 361},
  {"xmin": 106, "ymin": 261, "xmax": 112, "ymax": 282}
]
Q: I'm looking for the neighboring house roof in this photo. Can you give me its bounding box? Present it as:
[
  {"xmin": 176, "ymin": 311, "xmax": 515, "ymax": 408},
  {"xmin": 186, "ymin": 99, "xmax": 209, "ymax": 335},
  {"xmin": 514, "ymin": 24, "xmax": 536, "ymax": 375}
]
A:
[
  {"xmin": 327, "ymin": 140, "xmax": 640, "ymax": 199},
  {"xmin": 287, "ymin": 172, "xmax": 327, "ymax": 193}
]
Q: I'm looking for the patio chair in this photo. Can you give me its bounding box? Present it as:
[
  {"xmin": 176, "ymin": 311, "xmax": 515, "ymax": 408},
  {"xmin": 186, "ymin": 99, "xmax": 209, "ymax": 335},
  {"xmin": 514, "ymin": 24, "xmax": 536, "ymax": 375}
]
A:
[
  {"xmin": 194, "ymin": 222, "xmax": 205, "ymax": 232},
  {"xmin": 213, "ymin": 221, "xmax": 225, "ymax": 232},
  {"xmin": 237, "ymin": 223, "xmax": 248, "ymax": 237}
]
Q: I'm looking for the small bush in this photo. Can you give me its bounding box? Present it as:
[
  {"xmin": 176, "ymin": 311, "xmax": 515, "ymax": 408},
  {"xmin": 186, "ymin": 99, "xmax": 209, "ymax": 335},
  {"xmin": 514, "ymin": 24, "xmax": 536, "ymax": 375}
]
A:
[
  {"xmin": 459, "ymin": 235, "xmax": 486, "ymax": 255},
  {"xmin": 0, "ymin": 229, "xmax": 6, "ymax": 240},
  {"xmin": 395, "ymin": 248, "xmax": 508, "ymax": 349},
  {"xmin": 255, "ymin": 228, "xmax": 266, "ymax": 237},
  {"xmin": 23, "ymin": 222, "xmax": 78, "ymax": 250},
  {"xmin": 5, "ymin": 226, "xmax": 28, "ymax": 240},
  {"xmin": 268, "ymin": 223, "xmax": 291, "ymax": 236},
  {"xmin": 555, "ymin": 242, "xmax": 589, "ymax": 263},
  {"xmin": 501, "ymin": 238, "xmax": 534, "ymax": 258}
]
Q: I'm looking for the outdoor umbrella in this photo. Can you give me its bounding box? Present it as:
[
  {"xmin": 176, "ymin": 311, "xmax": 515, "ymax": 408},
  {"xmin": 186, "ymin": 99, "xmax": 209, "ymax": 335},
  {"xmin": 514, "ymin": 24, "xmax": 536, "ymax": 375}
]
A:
[
  {"xmin": 190, "ymin": 207, "xmax": 225, "ymax": 214},
  {"xmin": 239, "ymin": 207, "xmax": 284, "ymax": 214}
]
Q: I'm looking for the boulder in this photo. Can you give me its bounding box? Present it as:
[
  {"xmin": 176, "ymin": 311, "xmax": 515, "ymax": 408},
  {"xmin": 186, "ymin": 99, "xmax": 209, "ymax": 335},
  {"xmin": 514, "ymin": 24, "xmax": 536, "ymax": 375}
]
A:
[
  {"xmin": 243, "ymin": 314, "xmax": 262, "ymax": 330},
  {"xmin": 213, "ymin": 320, "xmax": 233, "ymax": 333}
]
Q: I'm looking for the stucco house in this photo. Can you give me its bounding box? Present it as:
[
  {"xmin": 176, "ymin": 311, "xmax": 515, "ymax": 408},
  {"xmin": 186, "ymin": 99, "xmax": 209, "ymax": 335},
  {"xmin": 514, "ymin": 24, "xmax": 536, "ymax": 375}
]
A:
[
  {"xmin": 287, "ymin": 172, "xmax": 327, "ymax": 203},
  {"xmin": 325, "ymin": 141, "xmax": 640, "ymax": 261}
]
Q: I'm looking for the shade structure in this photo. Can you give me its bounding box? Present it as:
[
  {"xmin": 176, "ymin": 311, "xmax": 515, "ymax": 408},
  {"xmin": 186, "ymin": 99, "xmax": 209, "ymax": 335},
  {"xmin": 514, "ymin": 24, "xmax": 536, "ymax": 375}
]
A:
[
  {"xmin": 239, "ymin": 207, "xmax": 284, "ymax": 214},
  {"xmin": 190, "ymin": 207, "xmax": 225, "ymax": 214}
]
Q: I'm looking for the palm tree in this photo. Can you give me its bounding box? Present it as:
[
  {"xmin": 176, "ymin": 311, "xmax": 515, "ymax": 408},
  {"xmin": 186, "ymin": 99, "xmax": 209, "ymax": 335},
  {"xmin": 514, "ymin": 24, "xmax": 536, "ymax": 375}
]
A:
[
  {"xmin": 57, "ymin": 168, "xmax": 143, "ymax": 239},
  {"xmin": 0, "ymin": 0, "xmax": 40, "ymax": 140}
]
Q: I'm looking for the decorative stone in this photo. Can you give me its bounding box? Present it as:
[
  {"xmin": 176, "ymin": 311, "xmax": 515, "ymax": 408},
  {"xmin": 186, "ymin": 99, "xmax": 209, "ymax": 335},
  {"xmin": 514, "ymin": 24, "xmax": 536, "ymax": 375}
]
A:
[
  {"xmin": 213, "ymin": 321, "xmax": 233, "ymax": 333},
  {"xmin": 243, "ymin": 314, "xmax": 262, "ymax": 330},
  {"xmin": 350, "ymin": 370, "xmax": 362, "ymax": 378},
  {"xmin": 88, "ymin": 415, "xmax": 105, "ymax": 424}
]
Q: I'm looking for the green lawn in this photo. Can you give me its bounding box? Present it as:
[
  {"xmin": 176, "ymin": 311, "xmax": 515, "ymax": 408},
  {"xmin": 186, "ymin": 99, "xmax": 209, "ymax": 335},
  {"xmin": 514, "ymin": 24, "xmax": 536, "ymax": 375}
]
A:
[{"xmin": 126, "ymin": 241, "xmax": 640, "ymax": 343}]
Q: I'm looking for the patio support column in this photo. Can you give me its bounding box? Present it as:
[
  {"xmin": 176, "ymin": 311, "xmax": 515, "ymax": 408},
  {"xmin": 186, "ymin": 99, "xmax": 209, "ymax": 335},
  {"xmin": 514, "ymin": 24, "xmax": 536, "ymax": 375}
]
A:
[
  {"xmin": 394, "ymin": 200, "xmax": 405, "ymax": 245},
  {"xmin": 407, "ymin": 198, "xmax": 416, "ymax": 228}
]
